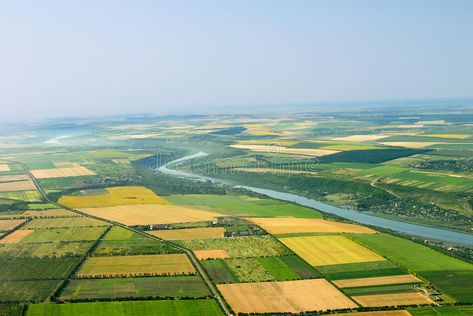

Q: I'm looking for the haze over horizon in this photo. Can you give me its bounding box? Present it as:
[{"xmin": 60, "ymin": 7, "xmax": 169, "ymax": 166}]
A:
[{"xmin": 1, "ymin": 0, "xmax": 472, "ymax": 122}]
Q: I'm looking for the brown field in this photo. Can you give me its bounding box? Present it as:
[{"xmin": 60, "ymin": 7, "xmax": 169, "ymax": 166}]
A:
[
  {"xmin": 194, "ymin": 249, "xmax": 230, "ymax": 260},
  {"xmin": 352, "ymin": 293, "xmax": 433, "ymax": 307},
  {"xmin": 0, "ymin": 164, "xmax": 10, "ymax": 172},
  {"xmin": 249, "ymin": 218, "xmax": 376, "ymax": 235},
  {"xmin": 333, "ymin": 274, "xmax": 422, "ymax": 288},
  {"xmin": 22, "ymin": 209, "xmax": 78, "ymax": 217},
  {"xmin": 148, "ymin": 227, "xmax": 225, "ymax": 240},
  {"xmin": 76, "ymin": 254, "xmax": 195, "ymax": 278},
  {"xmin": 0, "ymin": 175, "xmax": 36, "ymax": 192},
  {"xmin": 335, "ymin": 312, "xmax": 411, "ymax": 316},
  {"xmin": 0, "ymin": 229, "xmax": 33, "ymax": 243},
  {"xmin": 230, "ymin": 144, "xmax": 338, "ymax": 157},
  {"xmin": 380, "ymin": 142, "xmax": 439, "ymax": 148},
  {"xmin": 0, "ymin": 175, "xmax": 30, "ymax": 182},
  {"xmin": 332, "ymin": 134, "xmax": 389, "ymax": 142},
  {"xmin": 217, "ymin": 279, "xmax": 357, "ymax": 314},
  {"xmin": 31, "ymin": 166, "xmax": 96, "ymax": 179},
  {"xmin": 0, "ymin": 219, "xmax": 26, "ymax": 231},
  {"xmin": 80, "ymin": 204, "xmax": 223, "ymax": 226},
  {"xmin": 279, "ymin": 235, "xmax": 385, "ymax": 266}
]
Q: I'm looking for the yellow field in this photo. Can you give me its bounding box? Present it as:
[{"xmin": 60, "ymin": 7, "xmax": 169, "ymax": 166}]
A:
[
  {"xmin": 31, "ymin": 166, "xmax": 96, "ymax": 179},
  {"xmin": 22, "ymin": 209, "xmax": 78, "ymax": 217},
  {"xmin": 335, "ymin": 312, "xmax": 411, "ymax": 316},
  {"xmin": 0, "ymin": 230, "xmax": 33, "ymax": 243},
  {"xmin": 148, "ymin": 227, "xmax": 225, "ymax": 240},
  {"xmin": 415, "ymin": 120, "xmax": 446, "ymax": 125},
  {"xmin": 230, "ymin": 144, "xmax": 338, "ymax": 157},
  {"xmin": 352, "ymin": 293, "xmax": 433, "ymax": 307},
  {"xmin": 80, "ymin": 204, "xmax": 223, "ymax": 225},
  {"xmin": 235, "ymin": 168, "xmax": 317, "ymax": 175},
  {"xmin": 59, "ymin": 186, "xmax": 170, "ymax": 208},
  {"xmin": 0, "ymin": 164, "xmax": 10, "ymax": 172},
  {"xmin": 332, "ymin": 134, "xmax": 389, "ymax": 142},
  {"xmin": 279, "ymin": 235, "xmax": 385, "ymax": 266},
  {"xmin": 76, "ymin": 254, "xmax": 195, "ymax": 278},
  {"xmin": 423, "ymin": 134, "xmax": 471, "ymax": 139},
  {"xmin": 380, "ymin": 142, "xmax": 439, "ymax": 148},
  {"xmin": 0, "ymin": 219, "xmax": 26, "ymax": 231},
  {"xmin": 217, "ymin": 279, "xmax": 357, "ymax": 314},
  {"xmin": 333, "ymin": 274, "xmax": 422, "ymax": 288},
  {"xmin": 236, "ymin": 140, "xmax": 299, "ymax": 146},
  {"xmin": 249, "ymin": 218, "xmax": 376, "ymax": 235},
  {"xmin": 194, "ymin": 249, "xmax": 230, "ymax": 260}
]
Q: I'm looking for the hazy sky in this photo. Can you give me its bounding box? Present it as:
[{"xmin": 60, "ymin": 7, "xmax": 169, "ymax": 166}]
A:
[{"xmin": 0, "ymin": 0, "xmax": 472, "ymax": 122}]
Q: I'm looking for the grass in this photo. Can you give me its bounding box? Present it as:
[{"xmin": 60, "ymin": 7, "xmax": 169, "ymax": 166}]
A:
[
  {"xmin": 316, "ymin": 260, "xmax": 406, "ymax": 280},
  {"xmin": 101, "ymin": 226, "xmax": 135, "ymax": 240},
  {"xmin": 148, "ymin": 227, "xmax": 225, "ymax": 240},
  {"xmin": 278, "ymin": 255, "xmax": 321, "ymax": 279},
  {"xmin": 0, "ymin": 304, "xmax": 24, "ymax": 316},
  {"xmin": 342, "ymin": 283, "xmax": 417, "ymax": 296},
  {"xmin": 318, "ymin": 148, "xmax": 430, "ymax": 164},
  {"xmin": 167, "ymin": 194, "xmax": 323, "ymax": 218},
  {"xmin": 0, "ymin": 280, "xmax": 60, "ymax": 302},
  {"xmin": 0, "ymin": 241, "xmax": 93, "ymax": 258},
  {"xmin": 27, "ymin": 299, "xmax": 224, "ymax": 316},
  {"xmin": 21, "ymin": 227, "xmax": 107, "ymax": 243},
  {"xmin": 23, "ymin": 217, "xmax": 109, "ymax": 229},
  {"xmin": 257, "ymin": 256, "xmax": 302, "ymax": 281},
  {"xmin": 59, "ymin": 186, "xmax": 169, "ymax": 208},
  {"xmin": 177, "ymin": 236, "xmax": 291, "ymax": 258},
  {"xmin": 60, "ymin": 276, "xmax": 210, "ymax": 300},
  {"xmin": 409, "ymin": 306, "xmax": 473, "ymax": 315},
  {"xmin": 0, "ymin": 257, "xmax": 81, "ymax": 281},
  {"xmin": 420, "ymin": 270, "xmax": 473, "ymax": 303},
  {"xmin": 201, "ymin": 260, "xmax": 239, "ymax": 284},
  {"xmin": 225, "ymin": 258, "xmax": 274, "ymax": 282},
  {"xmin": 76, "ymin": 254, "xmax": 195, "ymax": 278},
  {"xmin": 93, "ymin": 238, "xmax": 179, "ymax": 256}
]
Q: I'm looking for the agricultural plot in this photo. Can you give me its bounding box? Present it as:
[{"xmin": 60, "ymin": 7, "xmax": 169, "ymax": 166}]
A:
[
  {"xmin": 148, "ymin": 227, "xmax": 225, "ymax": 240},
  {"xmin": 0, "ymin": 230, "xmax": 33, "ymax": 244},
  {"xmin": 384, "ymin": 170, "xmax": 473, "ymax": 193},
  {"xmin": 0, "ymin": 257, "xmax": 81, "ymax": 281},
  {"xmin": 177, "ymin": 236, "xmax": 291, "ymax": 258},
  {"xmin": 217, "ymin": 279, "xmax": 357, "ymax": 314},
  {"xmin": 249, "ymin": 218, "xmax": 376, "ymax": 235},
  {"xmin": 31, "ymin": 166, "xmax": 96, "ymax": 179},
  {"xmin": 0, "ymin": 280, "xmax": 60, "ymax": 302},
  {"xmin": 21, "ymin": 209, "xmax": 78, "ymax": 217},
  {"xmin": 23, "ymin": 217, "xmax": 109, "ymax": 229},
  {"xmin": 0, "ymin": 164, "xmax": 10, "ymax": 172},
  {"xmin": 230, "ymin": 144, "xmax": 339, "ymax": 157},
  {"xmin": 333, "ymin": 274, "xmax": 422, "ymax": 288},
  {"xmin": 318, "ymin": 261, "xmax": 407, "ymax": 280},
  {"xmin": 352, "ymin": 292, "xmax": 433, "ymax": 307},
  {"xmin": 336, "ymin": 312, "xmax": 410, "ymax": 316},
  {"xmin": 194, "ymin": 250, "xmax": 230, "ymax": 260},
  {"xmin": 27, "ymin": 299, "xmax": 224, "ymax": 316},
  {"xmin": 60, "ymin": 276, "xmax": 210, "ymax": 300},
  {"xmin": 21, "ymin": 227, "xmax": 107, "ymax": 243},
  {"xmin": 202, "ymin": 259, "xmax": 239, "ymax": 283},
  {"xmin": 59, "ymin": 186, "xmax": 169, "ymax": 208},
  {"xmin": 0, "ymin": 177, "xmax": 36, "ymax": 192},
  {"xmin": 76, "ymin": 254, "xmax": 195, "ymax": 278},
  {"xmin": 0, "ymin": 241, "xmax": 93, "ymax": 258},
  {"xmin": 318, "ymin": 148, "xmax": 429, "ymax": 164},
  {"xmin": 167, "ymin": 194, "xmax": 323, "ymax": 218},
  {"xmin": 80, "ymin": 204, "xmax": 223, "ymax": 226},
  {"xmin": 280, "ymin": 235, "xmax": 385, "ymax": 266},
  {"xmin": 332, "ymin": 134, "xmax": 389, "ymax": 142},
  {"xmin": 409, "ymin": 306, "xmax": 473, "ymax": 315},
  {"xmin": 342, "ymin": 284, "xmax": 418, "ymax": 297},
  {"xmin": 0, "ymin": 219, "xmax": 26, "ymax": 231}
]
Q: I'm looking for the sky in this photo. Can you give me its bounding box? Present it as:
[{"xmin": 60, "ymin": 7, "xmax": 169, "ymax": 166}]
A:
[{"xmin": 0, "ymin": 0, "xmax": 472, "ymax": 122}]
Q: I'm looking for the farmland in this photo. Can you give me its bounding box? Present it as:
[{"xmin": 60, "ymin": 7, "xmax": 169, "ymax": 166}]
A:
[
  {"xmin": 21, "ymin": 227, "xmax": 107, "ymax": 243},
  {"xmin": 147, "ymin": 227, "xmax": 225, "ymax": 240},
  {"xmin": 23, "ymin": 217, "xmax": 109, "ymax": 229}
]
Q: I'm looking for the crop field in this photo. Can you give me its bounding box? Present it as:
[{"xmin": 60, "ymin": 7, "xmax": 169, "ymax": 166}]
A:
[
  {"xmin": 177, "ymin": 236, "xmax": 291, "ymax": 258},
  {"xmin": 194, "ymin": 250, "xmax": 230, "ymax": 260},
  {"xmin": 280, "ymin": 235, "xmax": 385, "ymax": 266},
  {"xmin": 60, "ymin": 276, "xmax": 210, "ymax": 300},
  {"xmin": 27, "ymin": 299, "xmax": 224, "ymax": 316},
  {"xmin": 59, "ymin": 186, "xmax": 170, "ymax": 208},
  {"xmin": 217, "ymin": 279, "xmax": 357, "ymax": 314},
  {"xmin": 318, "ymin": 148, "xmax": 428, "ymax": 164},
  {"xmin": 352, "ymin": 292, "xmax": 433, "ymax": 307},
  {"xmin": 230, "ymin": 144, "xmax": 339, "ymax": 157},
  {"xmin": 420, "ymin": 270, "xmax": 473, "ymax": 303},
  {"xmin": 21, "ymin": 227, "xmax": 107, "ymax": 243},
  {"xmin": 318, "ymin": 261, "xmax": 407, "ymax": 280},
  {"xmin": 21, "ymin": 209, "xmax": 78, "ymax": 217},
  {"xmin": 342, "ymin": 284, "xmax": 418, "ymax": 297},
  {"xmin": 0, "ymin": 280, "xmax": 61, "ymax": 302},
  {"xmin": 332, "ymin": 134, "xmax": 389, "ymax": 142},
  {"xmin": 167, "ymin": 194, "xmax": 323, "ymax": 218},
  {"xmin": 249, "ymin": 218, "xmax": 376, "ymax": 235},
  {"xmin": 336, "ymin": 312, "xmax": 410, "ymax": 316},
  {"xmin": 23, "ymin": 217, "xmax": 110, "ymax": 229},
  {"xmin": 384, "ymin": 170, "xmax": 473, "ymax": 193},
  {"xmin": 31, "ymin": 166, "xmax": 96, "ymax": 179},
  {"xmin": 0, "ymin": 241, "xmax": 93, "ymax": 258},
  {"xmin": 0, "ymin": 257, "xmax": 81, "ymax": 281},
  {"xmin": 409, "ymin": 306, "xmax": 473, "ymax": 315},
  {"xmin": 0, "ymin": 230, "xmax": 33, "ymax": 243},
  {"xmin": 80, "ymin": 204, "xmax": 223, "ymax": 225},
  {"xmin": 0, "ymin": 178, "xmax": 36, "ymax": 192},
  {"xmin": 0, "ymin": 164, "xmax": 10, "ymax": 172},
  {"xmin": 333, "ymin": 274, "xmax": 422, "ymax": 288},
  {"xmin": 0, "ymin": 219, "xmax": 26, "ymax": 231},
  {"xmin": 76, "ymin": 254, "xmax": 195, "ymax": 278},
  {"xmin": 93, "ymin": 237, "xmax": 178, "ymax": 256},
  {"xmin": 0, "ymin": 190, "xmax": 41, "ymax": 202},
  {"xmin": 202, "ymin": 259, "xmax": 239, "ymax": 283},
  {"xmin": 148, "ymin": 227, "xmax": 225, "ymax": 240}
]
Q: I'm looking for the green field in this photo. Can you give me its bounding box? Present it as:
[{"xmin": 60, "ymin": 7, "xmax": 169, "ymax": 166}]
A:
[
  {"xmin": 21, "ymin": 227, "xmax": 107, "ymax": 243},
  {"xmin": 60, "ymin": 276, "xmax": 210, "ymax": 300},
  {"xmin": 316, "ymin": 260, "xmax": 407, "ymax": 280},
  {"xmin": 342, "ymin": 283, "xmax": 417, "ymax": 296},
  {"xmin": 0, "ymin": 304, "xmax": 24, "ymax": 316},
  {"xmin": 27, "ymin": 299, "xmax": 224, "ymax": 316},
  {"xmin": 177, "ymin": 236, "xmax": 291, "ymax": 258},
  {"xmin": 0, "ymin": 241, "xmax": 92, "ymax": 258},
  {"xmin": 386, "ymin": 170, "xmax": 473, "ymax": 192},
  {"xmin": 0, "ymin": 257, "xmax": 81, "ymax": 281},
  {"xmin": 201, "ymin": 260, "xmax": 239, "ymax": 284},
  {"xmin": 0, "ymin": 280, "xmax": 60, "ymax": 302},
  {"xmin": 23, "ymin": 217, "xmax": 109, "ymax": 229},
  {"xmin": 167, "ymin": 194, "xmax": 323, "ymax": 218},
  {"xmin": 409, "ymin": 306, "xmax": 473, "ymax": 315}
]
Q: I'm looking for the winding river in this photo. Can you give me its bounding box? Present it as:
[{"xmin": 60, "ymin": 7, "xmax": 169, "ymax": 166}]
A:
[{"xmin": 158, "ymin": 152, "xmax": 473, "ymax": 247}]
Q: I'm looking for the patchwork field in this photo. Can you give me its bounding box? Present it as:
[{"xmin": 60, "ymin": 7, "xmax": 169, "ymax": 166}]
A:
[
  {"xmin": 409, "ymin": 306, "xmax": 473, "ymax": 315},
  {"xmin": 80, "ymin": 204, "xmax": 223, "ymax": 226},
  {"xmin": 249, "ymin": 218, "xmax": 376, "ymax": 235},
  {"xmin": 318, "ymin": 261, "xmax": 407, "ymax": 280},
  {"xmin": 352, "ymin": 292, "xmax": 433, "ymax": 307},
  {"xmin": 0, "ymin": 257, "xmax": 81, "ymax": 281},
  {"xmin": 332, "ymin": 134, "xmax": 389, "ymax": 142},
  {"xmin": 148, "ymin": 227, "xmax": 225, "ymax": 240},
  {"xmin": 0, "ymin": 229, "xmax": 33, "ymax": 243},
  {"xmin": 31, "ymin": 166, "xmax": 96, "ymax": 179},
  {"xmin": 194, "ymin": 250, "xmax": 230, "ymax": 260},
  {"xmin": 76, "ymin": 254, "xmax": 195, "ymax": 278},
  {"xmin": 384, "ymin": 170, "xmax": 473, "ymax": 193},
  {"xmin": 0, "ymin": 219, "xmax": 26, "ymax": 231},
  {"xmin": 23, "ymin": 217, "xmax": 109, "ymax": 229},
  {"xmin": 217, "ymin": 279, "xmax": 357, "ymax": 314},
  {"xmin": 21, "ymin": 209, "xmax": 78, "ymax": 217},
  {"xmin": 0, "ymin": 178, "xmax": 36, "ymax": 192},
  {"xmin": 230, "ymin": 144, "xmax": 339, "ymax": 157},
  {"xmin": 0, "ymin": 280, "xmax": 61, "ymax": 302},
  {"xmin": 60, "ymin": 276, "xmax": 210, "ymax": 300},
  {"xmin": 59, "ymin": 186, "xmax": 170, "ymax": 208},
  {"xmin": 333, "ymin": 274, "xmax": 422, "ymax": 288},
  {"xmin": 0, "ymin": 241, "xmax": 93, "ymax": 258},
  {"xmin": 21, "ymin": 227, "xmax": 107, "ymax": 243},
  {"xmin": 280, "ymin": 235, "xmax": 385, "ymax": 266}
]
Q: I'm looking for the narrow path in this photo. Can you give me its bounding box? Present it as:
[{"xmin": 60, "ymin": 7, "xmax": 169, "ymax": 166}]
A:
[{"xmin": 16, "ymin": 161, "xmax": 232, "ymax": 316}]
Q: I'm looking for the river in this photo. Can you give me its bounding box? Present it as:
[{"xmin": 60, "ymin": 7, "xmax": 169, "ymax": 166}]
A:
[{"xmin": 158, "ymin": 152, "xmax": 473, "ymax": 247}]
